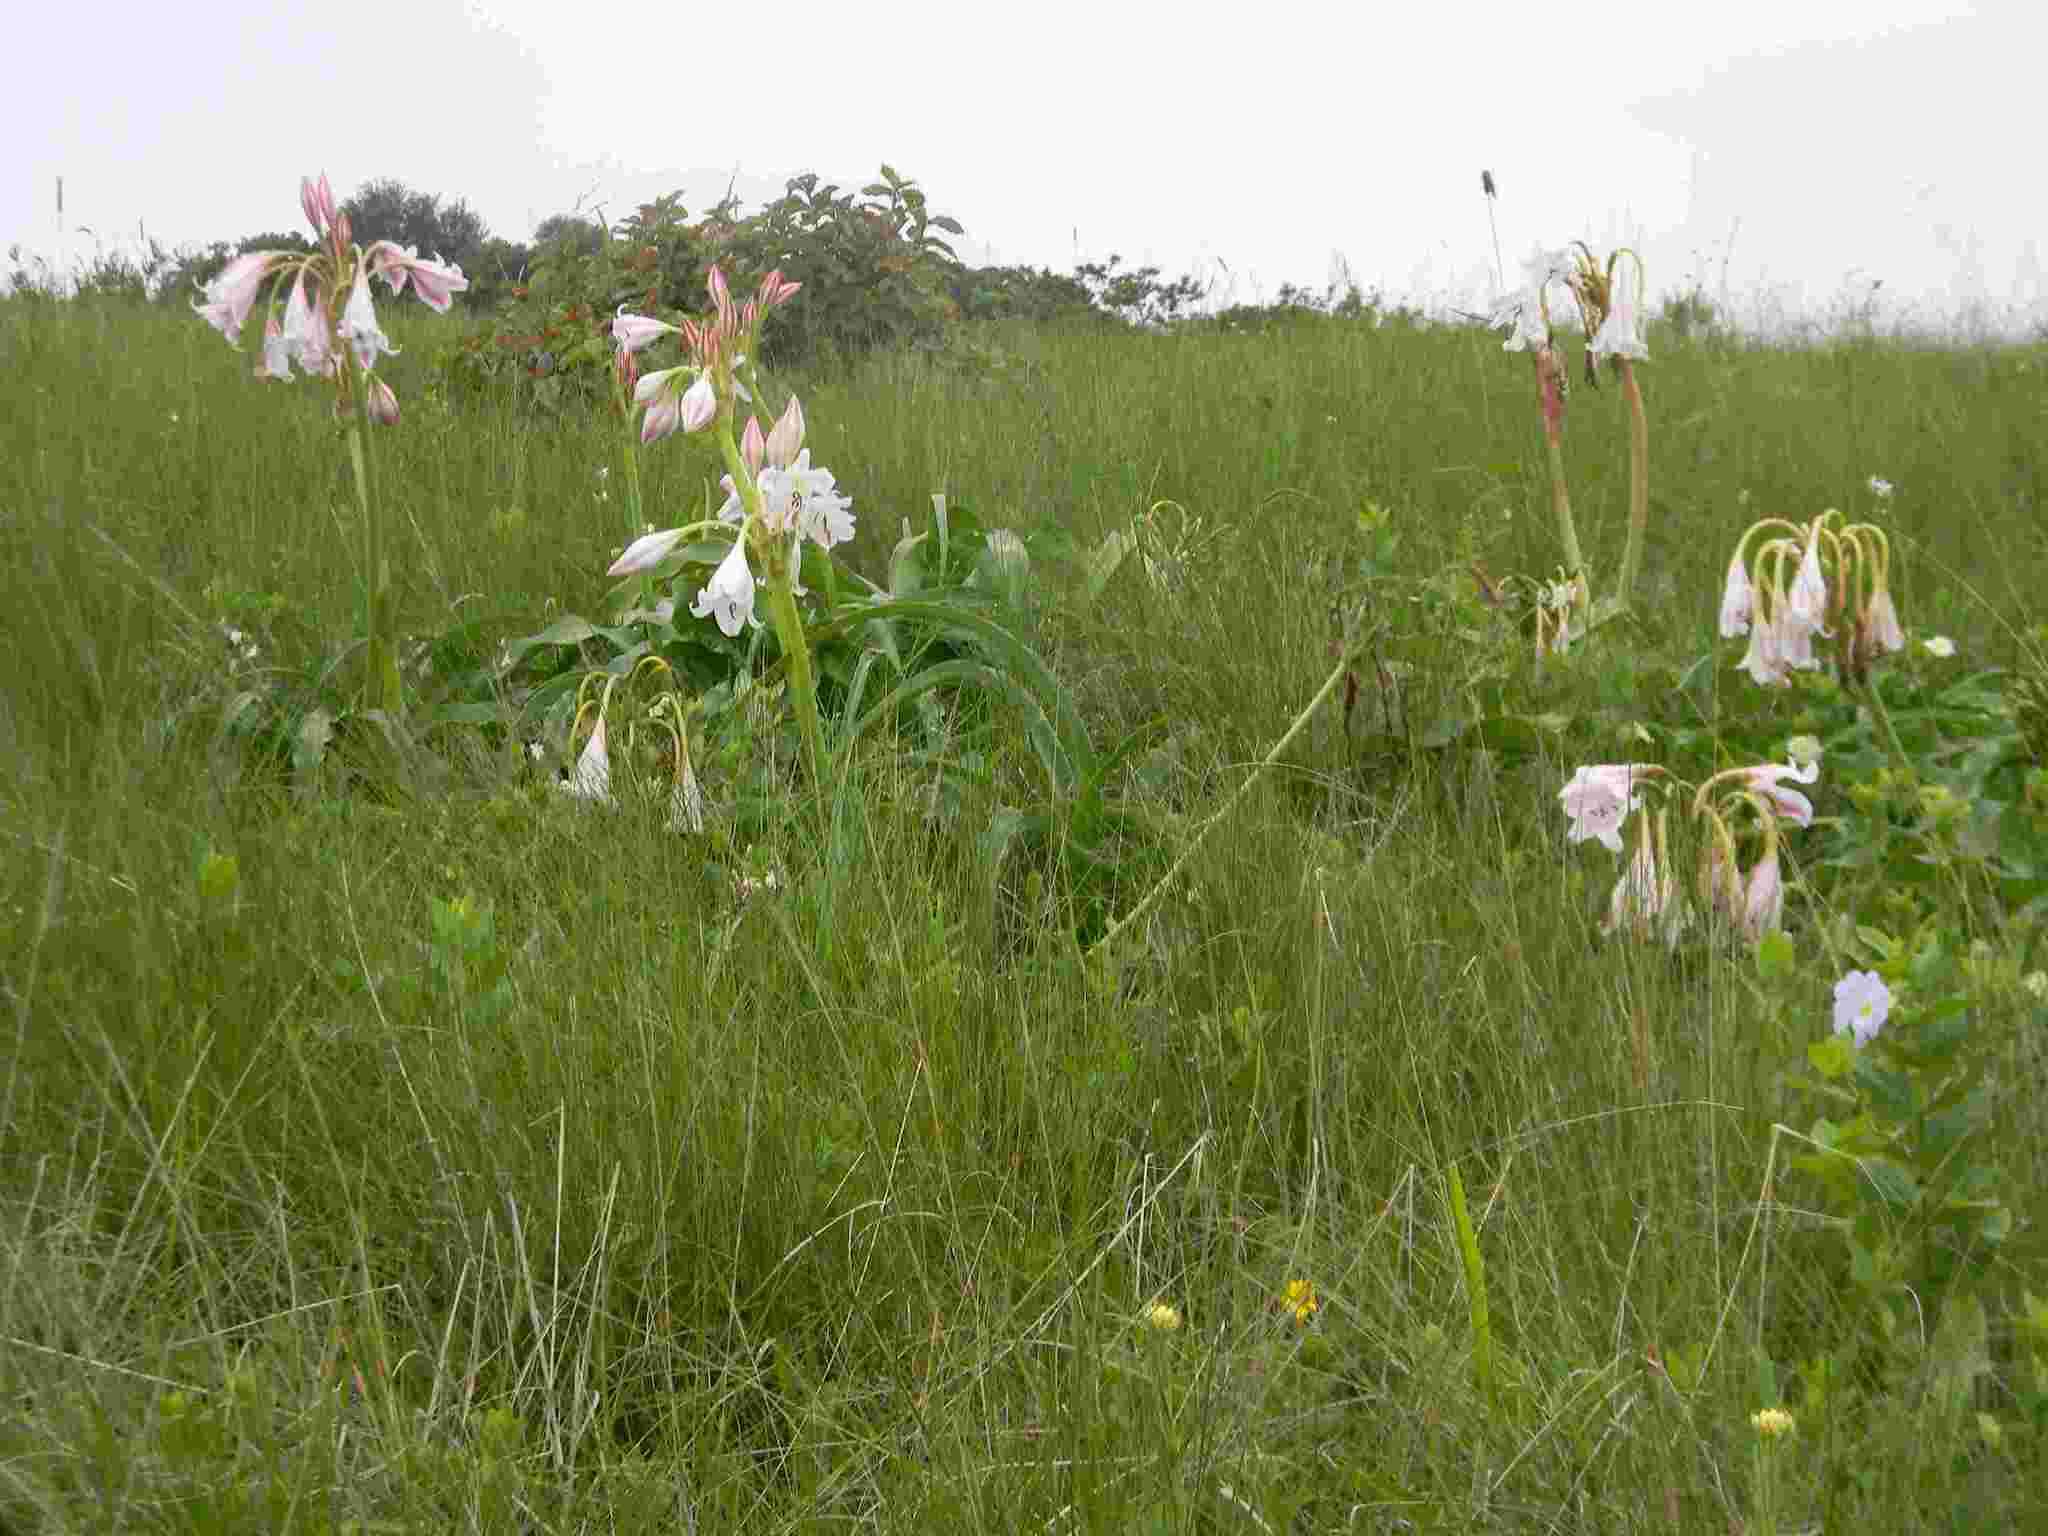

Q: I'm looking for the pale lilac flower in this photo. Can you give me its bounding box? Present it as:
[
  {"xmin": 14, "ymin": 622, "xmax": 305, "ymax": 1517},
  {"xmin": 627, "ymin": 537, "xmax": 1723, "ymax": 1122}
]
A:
[
  {"xmin": 690, "ymin": 535, "xmax": 757, "ymax": 636},
  {"xmin": 1558, "ymin": 764, "xmax": 1648, "ymax": 854},
  {"xmin": 1735, "ymin": 760, "xmax": 1820, "ymax": 827},
  {"xmin": 1922, "ymin": 634, "xmax": 1955, "ymax": 659},
  {"xmin": 366, "ymin": 244, "xmax": 469, "ymax": 312},
  {"xmin": 1832, "ymin": 970, "xmax": 1892, "ymax": 1045},
  {"xmin": 1868, "ymin": 476, "xmax": 1894, "ymax": 500},
  {"xmin": 1718, "ymin": 552, "xmax": 1753, "ymax": 638},
  {"xmin": 339, "ymin": 266, "xmax": 398, "ymax": 370},
  {"xmin": 1590, "ymin": 294, "xmax": 1648, "ymax": 362},
  {"xmin": 192, "ymin": 251, "xmax": 282, "ymax": 344},
  {"xmin": 558, "ymin": 716, "xmax": 614, "ymax": 804}
]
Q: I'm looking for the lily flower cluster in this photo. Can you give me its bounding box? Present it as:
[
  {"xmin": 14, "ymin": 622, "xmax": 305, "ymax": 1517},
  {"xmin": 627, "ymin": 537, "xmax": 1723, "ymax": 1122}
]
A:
[
  {"xmin": 191, "ymin": 172, "xmax": 468, "ymax": 422},
  {"xmin": 1489, "ymin": 245, "xmax": 1649, "ymax": 398},
  {"xmin": 1718, "ymin": 508, "xmax": 1903, "ymax": 687},
  {"xmin": 604, "ymin": 268, "xmax": 855, "ymax": 639},
  {"xmin": 1559, "ymin": 746, "xmax": 1822, "ymax": 944}
]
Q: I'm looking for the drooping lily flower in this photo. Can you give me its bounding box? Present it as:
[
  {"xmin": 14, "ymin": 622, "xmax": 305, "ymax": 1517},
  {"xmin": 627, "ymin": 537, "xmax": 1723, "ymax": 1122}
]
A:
[
  {"xmin": 1589, "ymin": 292, "xmax": 1648, "ymax": 363},
  {"xmin": 689, "ymin": 534, "xmax": 757, "ymax": 637},
  {"xmin": 1785, "ymin": 535, "xmax": 1830, "ymax": 651},
  {"xmin": 280, "ymin": 268, "xmax": 335, "ymax": 377},
  {"xmin": 1718, "ymin": 551, "xmax": 1753, "ymax": 638},
  {"xmin": 1865, "ymin": 585, "xmax": 1906, "ymax": 655},
  {"xmin": 192, "ymin": 251, "xmax": 284, "ymax": 344},
  {"xmin": 366, "ymin": 375, "xmax": 401, "ymax": 425},
  {"xmin": 339, "ymin": 265, "xmax": 398, "ymax": 370},
  {"xmin": 1741, "ymin": 843, "xmax": 1784, "ymax": 940},
  {"xmin": 558, "ymin": 716, "xmax": 614, "ymax": 804}
]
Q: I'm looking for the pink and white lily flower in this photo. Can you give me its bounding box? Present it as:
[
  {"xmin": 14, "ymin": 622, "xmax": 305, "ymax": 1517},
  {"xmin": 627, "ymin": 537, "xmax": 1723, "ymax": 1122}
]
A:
[
  {"xmin": 612, "ymin": 309, "xmax": 679, "ymax": 355},
  {"xmin": 558, "ymin": 716, "xmax": 614, "ymax": 804},
  {"xmin": 689, "ymin": 534, "xmax": 758, "ymax": 637},
  {"xmin": 608, "ymin": 526, "xmax": 692, "ymax": 578},
  {"xmin": 365, "ymin": 243, "xmax": 469, "ymax": 312},
  {"xmin": 757, "ymin": 451, "xmax": 856, "ymax": 550},
  {"xmin": 192, "ymin": 251, "xmax": 283, "ymax": 344},
  {"xmin": 340, "ymin": 265, "xmax": 399, "ymax": 370},
  {"xmin": 1741, "ymin": 845, "xmax": 1784, "ymax": 940},
  {"xmin": 1734, "ymin": 760, "xmax": 1820, "ymax": 827},
  {"xmin": 279, "ymin": 268, "xmax": 336, "ymax": 377},
  {"xmin": 1558, "ymin": 763, "xmax": 1652, "ymax": 854},
  {"xmin": 1718, "ymin": 552, "xmax": 1753, "ymax": 638},
  {"xmin": 1589, "ymin": 294, "xmax": 1648, "ymax": 363}
]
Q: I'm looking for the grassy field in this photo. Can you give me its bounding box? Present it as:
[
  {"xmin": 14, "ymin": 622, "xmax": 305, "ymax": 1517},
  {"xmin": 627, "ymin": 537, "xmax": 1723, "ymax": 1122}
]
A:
[{"xmin": 4, "ymin": 290, "xmax": 2047, "ymax": 1531}]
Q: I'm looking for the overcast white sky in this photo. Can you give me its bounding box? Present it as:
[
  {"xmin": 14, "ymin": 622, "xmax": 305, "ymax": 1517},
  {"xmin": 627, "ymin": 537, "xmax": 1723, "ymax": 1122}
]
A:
[{"xmin": 8, "ymin": 0, "xmax": 2041, "ymax": 334}]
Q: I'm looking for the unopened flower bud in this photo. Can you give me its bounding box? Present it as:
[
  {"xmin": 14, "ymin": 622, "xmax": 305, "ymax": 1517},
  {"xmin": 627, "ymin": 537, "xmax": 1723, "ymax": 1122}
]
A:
[
  {"xmin": 367, "ymin": 375, "xmax": 400, "ymax": 425},
  {"xmin": 742, "ymin": 415, "xmax": 765, "ymax": 474}
]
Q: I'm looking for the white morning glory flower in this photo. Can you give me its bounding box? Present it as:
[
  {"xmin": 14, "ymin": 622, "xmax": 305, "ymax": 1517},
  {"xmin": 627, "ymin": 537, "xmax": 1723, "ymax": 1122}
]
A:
[{"xmin": 1832, "ymin": 970, "xmax": 1892, "ymax": 1045}]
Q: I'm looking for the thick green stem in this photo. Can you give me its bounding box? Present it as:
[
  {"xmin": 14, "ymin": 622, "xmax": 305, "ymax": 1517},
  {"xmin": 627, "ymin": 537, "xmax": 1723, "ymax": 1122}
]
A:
[
  {"xmin": 1615, "ymin": 359, "xmax": 1649, "ymax": 610},
  {"xmin": 760, "ymin": 571, "xmax": 823, "ymax": 783},
  {"xmin": 1546, "ymin": 433, "xmax": 1584, "ymax": 584},
  {"xmin": 346, "ymin": 407, "xmax": 401, "ymax": 715},
  {"xmin": 717, "ymin": 424, "xmax": 825, "ymax": 781}
]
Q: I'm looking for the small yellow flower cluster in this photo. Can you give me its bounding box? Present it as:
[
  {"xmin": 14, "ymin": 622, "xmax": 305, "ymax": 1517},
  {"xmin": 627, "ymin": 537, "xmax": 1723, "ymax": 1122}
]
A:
[
  {"xmin": 1144, "ymin": 1301, "xmax": 1182, "ymax": 1333},
  {"xmin": 1751, "ymin": 1406, "xmax": 1796, "ymax": 1439},
  {"xmin": 1282, "ymin": 1279, "xmax": 1320, "ymax": 1326}
]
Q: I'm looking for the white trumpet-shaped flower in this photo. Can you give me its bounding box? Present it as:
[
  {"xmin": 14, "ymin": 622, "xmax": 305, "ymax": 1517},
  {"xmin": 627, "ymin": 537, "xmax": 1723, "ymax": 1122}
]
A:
[
  {"xmin": 689, "ymin": 534, "xmax": 757, "ymax": 637},
  {"xmin": 1558, "ymin": 764, "xmax": 1649, "ymax": 854},
  {"xmin": 1718, "ymin": 552, "xmax": 1753, "ymax": 638}
]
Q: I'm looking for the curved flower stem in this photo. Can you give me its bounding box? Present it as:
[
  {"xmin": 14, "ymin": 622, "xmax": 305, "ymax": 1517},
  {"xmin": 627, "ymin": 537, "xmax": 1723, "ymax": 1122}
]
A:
[
  {"xmin": 1615, "ymin": 357, "xmax": 1649, "ymax": 610},
  {"xmin": 345, "ymin": 401, "xmax": 401, "ymax": 715},
  {"xmin": 1090, "ymin": 613, "xmax": 1382, "ymax": 956}
]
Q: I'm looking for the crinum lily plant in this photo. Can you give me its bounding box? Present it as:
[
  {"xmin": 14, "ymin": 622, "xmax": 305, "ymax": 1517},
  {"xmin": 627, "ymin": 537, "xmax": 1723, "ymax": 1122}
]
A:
[
  {"xmin": 192, "ymin": 172, "xmax": 468, "ymax": 714},
  {"xmin": 1558, "ymin": 746, "xmax": 1822, "ymax": 947},
  {"xmin": 1488, "ymin": 241, "xmax": 1651, "ymax": 646},
  {"xmin": 603, "ymin": 266, "xmax": 850, "ymax": 780}
]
